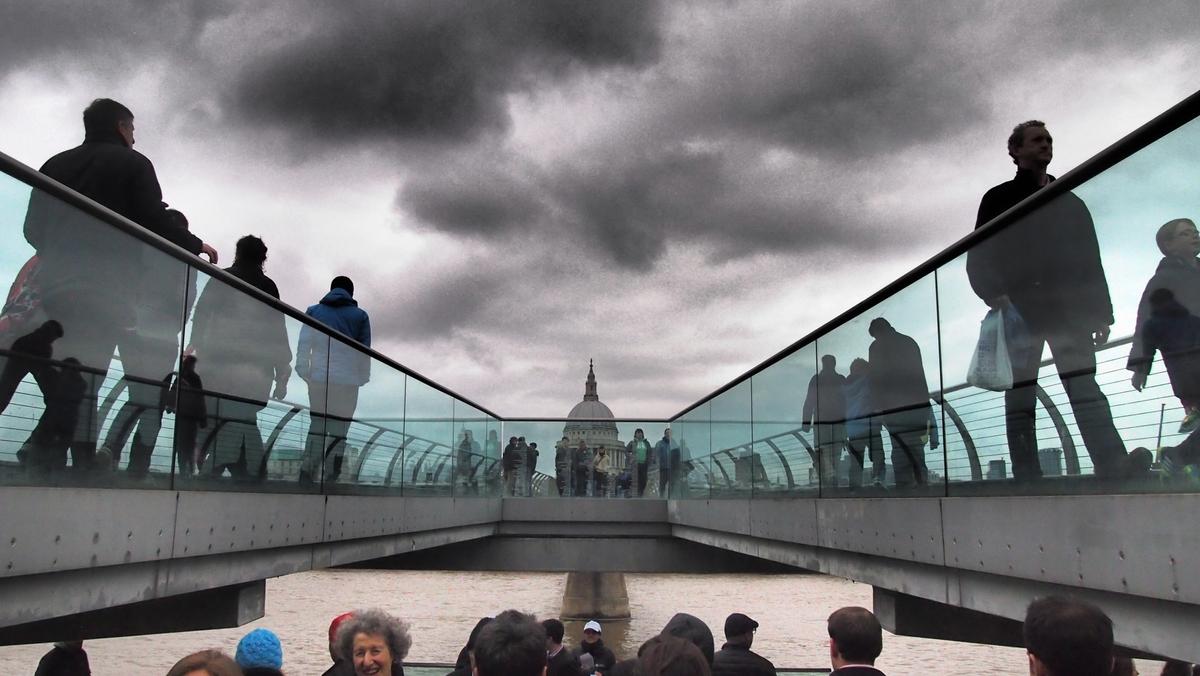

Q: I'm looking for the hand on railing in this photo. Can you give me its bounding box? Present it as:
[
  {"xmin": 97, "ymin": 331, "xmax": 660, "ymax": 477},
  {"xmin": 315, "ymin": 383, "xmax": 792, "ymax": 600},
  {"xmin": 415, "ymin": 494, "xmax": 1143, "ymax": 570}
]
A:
[{"xmin": 200, "ymin": 242, "xmax": 219, "ymax": 264}]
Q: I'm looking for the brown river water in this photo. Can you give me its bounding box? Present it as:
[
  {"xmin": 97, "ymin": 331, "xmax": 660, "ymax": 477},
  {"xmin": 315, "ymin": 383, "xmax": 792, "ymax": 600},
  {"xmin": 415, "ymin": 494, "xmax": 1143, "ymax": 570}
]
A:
[{"xmin": 0, "ymin": 570, "xmax": 1163, "ymax": 675}]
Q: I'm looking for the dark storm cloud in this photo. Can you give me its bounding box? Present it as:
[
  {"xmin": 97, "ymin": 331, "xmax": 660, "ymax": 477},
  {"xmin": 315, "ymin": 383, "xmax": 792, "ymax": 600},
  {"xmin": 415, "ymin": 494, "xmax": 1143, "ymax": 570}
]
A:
[
  {"xmin": 228, "ymin": 0, "xmax": 664, "ymax": 144},
  {"xmin": 0, "ymin": 1, "xmax": 232, "ymax": 74},
  {"xmin": 671, "ymin": 1, "xmax": 1199, "ymax": 161},
  {"xmin": 399, "ymin": 142, "xmax": 877, "ymax": 268},
  {"xmin": 402, "ymin": 159, "xmax": 547, "ymax": 237}
]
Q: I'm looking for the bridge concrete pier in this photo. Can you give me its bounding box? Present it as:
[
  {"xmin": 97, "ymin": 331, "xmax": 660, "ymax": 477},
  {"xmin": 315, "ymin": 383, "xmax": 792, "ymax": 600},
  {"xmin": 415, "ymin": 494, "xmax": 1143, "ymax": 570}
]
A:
[{"xmin": 561, "ymin": 571, "xmax": 630, "ymax": 620}]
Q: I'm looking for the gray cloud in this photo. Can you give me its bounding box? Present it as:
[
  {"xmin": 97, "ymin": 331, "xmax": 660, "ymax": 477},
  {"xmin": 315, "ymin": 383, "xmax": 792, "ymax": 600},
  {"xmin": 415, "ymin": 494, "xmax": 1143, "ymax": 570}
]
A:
[
  {"xmin": 228, "ymin": 0, "xmax": 664, "ymax": 145},
  {"xmin": 0, "ymin": 1, "xmax": 232, "ymax": 75}
]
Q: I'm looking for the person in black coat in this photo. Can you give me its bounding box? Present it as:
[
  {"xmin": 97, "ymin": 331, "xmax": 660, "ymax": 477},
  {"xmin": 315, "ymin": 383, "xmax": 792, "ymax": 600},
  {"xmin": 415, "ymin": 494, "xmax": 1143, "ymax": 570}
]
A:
[
  {"xmin": 189, "ymin": 236, "xmax": 291, "ymax": 480},
  {"xmin": 827, "ymin": 607, "xmax": 885, "ymax": 676},
  {"xmin": 22, "ymin": 99, "xmax": 218, "ymax": 470},
  {"xmin": 34, "ymin": 641, "xmax": 90, "ymax": 676},
  {"xmin": 574, "ymin": 620, "xmax": 617, "ymax": 675},
  {"xmin": 802, "ymin": 355, "xmax": 848, "ymax": 486},
  {"xmin": 866, "ymin": 319, "xmax": 933, "ymax": 486},
  {"xmin": 543, "ymin": 619, "xmax": 581, "ymax": 676},
  {"xmin": 965, "ymin": 120, "xmax": 1128, "ymax": 480},
  {"xmin": 712, "ymin": 613, "xmax": 776, "ymax": 676}
]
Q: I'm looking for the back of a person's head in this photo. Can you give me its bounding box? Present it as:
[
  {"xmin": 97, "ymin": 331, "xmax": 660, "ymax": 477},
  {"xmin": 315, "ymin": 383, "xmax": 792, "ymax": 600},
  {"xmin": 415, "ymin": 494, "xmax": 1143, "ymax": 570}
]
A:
[
  {"xmin": 235, "ymin": 628, "xmax": 283, "ymax": 674},
  {"xmin": 82, "ymin": 98, "xmax": 133, "ymax": 137},
  {"xmin": 331, "ymin": 275, "xmax": 354, "ymax": 295},
  {"xmin": 1161, "ymin": 660, "xmax": 1198, "ymax": 676},
  {"xmin": 1023, "ymin": 596, "xmax": 1113, "ymax": 676},
  {"xmin": 541, "ymin": 618, "xmax": 565, "ymax": 644},
  {"xmin": 638, "ymin": 634, "xmax": 711, "ymax": 676},
  {"xmin": 234, "ymin": 235, "xmax": 268, "ymax": 268},
  {"xmin": 165, "ymin": 649, "xmax": 243, "ymax": 676},
  {"xmin": 661, "ymin": 613, "xmax": 714, "ymax": 666},
  {"xmin": 473, "ymin": 609, "xmax": 546, "ymax": 676},
  {"xmin": 827, "ymin": 606, "xmax": 882, "ymax": 665}
]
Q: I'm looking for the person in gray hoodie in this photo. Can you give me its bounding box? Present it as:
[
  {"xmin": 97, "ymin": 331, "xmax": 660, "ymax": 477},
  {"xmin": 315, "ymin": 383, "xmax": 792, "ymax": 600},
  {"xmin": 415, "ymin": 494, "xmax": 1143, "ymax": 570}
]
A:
[{"xmin": 297, "ymin": 276, "xmax": 371, "ymax": 485}]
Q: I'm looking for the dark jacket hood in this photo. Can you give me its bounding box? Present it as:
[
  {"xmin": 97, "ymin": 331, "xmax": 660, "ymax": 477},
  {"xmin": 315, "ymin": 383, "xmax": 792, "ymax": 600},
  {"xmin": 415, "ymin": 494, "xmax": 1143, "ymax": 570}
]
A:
[
  {"xmin": 321, "ymin": 287, "xmax": 359, "ymax": 307},
  {"xmin": 662, "ymin": 612, "xmax": 714, "ymax": 665}
]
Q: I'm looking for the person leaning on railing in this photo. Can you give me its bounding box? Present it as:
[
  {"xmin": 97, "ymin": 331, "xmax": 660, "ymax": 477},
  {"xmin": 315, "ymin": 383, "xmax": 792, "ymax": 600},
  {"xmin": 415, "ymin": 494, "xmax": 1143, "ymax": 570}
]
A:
[{"xmin": 23, "ymin": 98, "xmax": 219, "ymax": 471}]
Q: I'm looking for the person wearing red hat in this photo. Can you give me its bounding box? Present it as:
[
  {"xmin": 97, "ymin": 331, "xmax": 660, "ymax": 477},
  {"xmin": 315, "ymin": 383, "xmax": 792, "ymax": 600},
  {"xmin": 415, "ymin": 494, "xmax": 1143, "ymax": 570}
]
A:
[{"xmin": 323, "ymin": 612, "xmax": 355, "ymax": 676}]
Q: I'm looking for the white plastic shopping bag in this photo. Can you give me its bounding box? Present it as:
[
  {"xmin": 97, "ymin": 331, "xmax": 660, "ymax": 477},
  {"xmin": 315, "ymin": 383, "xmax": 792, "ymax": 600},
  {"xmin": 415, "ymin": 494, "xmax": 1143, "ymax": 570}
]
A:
[{"xmin": 966, "ymin": 308, "xmax": 1013, "ymax": 391}]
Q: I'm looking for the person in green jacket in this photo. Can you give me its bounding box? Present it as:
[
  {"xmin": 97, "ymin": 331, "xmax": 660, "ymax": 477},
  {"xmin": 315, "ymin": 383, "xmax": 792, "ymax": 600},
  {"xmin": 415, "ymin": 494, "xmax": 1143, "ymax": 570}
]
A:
[{"xmin": 626, "ymin": 428, "xmax": 652, "ymax": 496}]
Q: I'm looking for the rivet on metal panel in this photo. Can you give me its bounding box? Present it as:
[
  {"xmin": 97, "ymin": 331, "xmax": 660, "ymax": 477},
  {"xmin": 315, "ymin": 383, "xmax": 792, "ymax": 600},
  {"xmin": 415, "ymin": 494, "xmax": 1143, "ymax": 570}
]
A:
[{"xmin": 1118, "ymin": 550, "xmax": 1125, "ymax": 559}]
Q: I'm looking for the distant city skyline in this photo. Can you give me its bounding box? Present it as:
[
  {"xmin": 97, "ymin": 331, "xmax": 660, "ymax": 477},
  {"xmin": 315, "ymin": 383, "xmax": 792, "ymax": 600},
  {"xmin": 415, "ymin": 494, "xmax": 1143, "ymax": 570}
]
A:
[{"xmin": 2, "ymin": 1, "xmax": 1198, "ymax": 416}]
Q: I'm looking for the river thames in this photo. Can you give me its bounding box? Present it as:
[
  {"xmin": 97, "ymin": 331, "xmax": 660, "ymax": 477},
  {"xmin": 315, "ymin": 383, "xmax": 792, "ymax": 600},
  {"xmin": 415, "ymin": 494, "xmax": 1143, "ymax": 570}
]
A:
[{"xmin": 0, "ymin": 570, "xmax": 1161, "ymax": 675}]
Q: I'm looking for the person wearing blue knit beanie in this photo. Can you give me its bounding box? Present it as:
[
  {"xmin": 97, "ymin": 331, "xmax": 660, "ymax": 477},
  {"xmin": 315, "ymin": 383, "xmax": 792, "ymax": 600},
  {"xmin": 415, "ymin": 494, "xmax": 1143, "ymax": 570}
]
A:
[{"xmin": 235, "ymin": 627, "xmax": 285, "ymax": 676}]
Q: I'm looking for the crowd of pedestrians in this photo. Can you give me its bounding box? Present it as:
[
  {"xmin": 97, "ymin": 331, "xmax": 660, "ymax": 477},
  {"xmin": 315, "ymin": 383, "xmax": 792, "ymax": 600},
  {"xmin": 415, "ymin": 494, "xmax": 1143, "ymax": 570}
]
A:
[
  {"xmin": 0, "ymin": 98, "xmax": 375, "ymax": 483},
  {"xmin": 2, "ymin": 100, "xmax": 1199, "ymax": 490},
  {"xmin": 32, "ymin": 595, "xmax": 1191, "ymax": 676}
]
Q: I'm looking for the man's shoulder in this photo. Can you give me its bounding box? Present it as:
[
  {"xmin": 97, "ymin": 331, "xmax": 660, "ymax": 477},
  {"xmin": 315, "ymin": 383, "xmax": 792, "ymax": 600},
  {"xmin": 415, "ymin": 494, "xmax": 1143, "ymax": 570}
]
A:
[{"xmin": 831, "ymin": 666, "xmax": 885, "ymax": 676}]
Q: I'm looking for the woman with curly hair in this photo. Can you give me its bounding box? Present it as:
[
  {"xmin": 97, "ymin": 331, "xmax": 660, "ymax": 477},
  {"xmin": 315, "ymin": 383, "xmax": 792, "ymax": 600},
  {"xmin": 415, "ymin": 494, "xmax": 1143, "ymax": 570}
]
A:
[{"xmin": 336, "ymin": 608, "xmax": 412, "ymax": 676}]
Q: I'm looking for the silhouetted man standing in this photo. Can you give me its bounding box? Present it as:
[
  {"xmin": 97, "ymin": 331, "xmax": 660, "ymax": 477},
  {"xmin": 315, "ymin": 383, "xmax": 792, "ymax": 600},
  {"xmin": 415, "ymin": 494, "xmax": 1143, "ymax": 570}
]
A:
[
  {"xmin": 802, "ymin": 354, "xmax": 848, "ymax": 486},
  {"xmin": 966, "ymin": 120, "xmax": 1128, "ymax": 480},
  {"xmin": 24, "ymin": 98, "xmax": 218, "ymax": 470},
  {"xmin": 867, "ymin": 319, "xmax": 933, "ymax": 486}
]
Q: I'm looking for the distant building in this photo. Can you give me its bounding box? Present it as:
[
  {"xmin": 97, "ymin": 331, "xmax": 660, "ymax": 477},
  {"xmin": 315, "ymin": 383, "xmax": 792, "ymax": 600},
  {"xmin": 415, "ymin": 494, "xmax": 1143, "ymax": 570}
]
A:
[{"xmin": 561, "ymin": 361, "xmax": 629, "ymax": 476}]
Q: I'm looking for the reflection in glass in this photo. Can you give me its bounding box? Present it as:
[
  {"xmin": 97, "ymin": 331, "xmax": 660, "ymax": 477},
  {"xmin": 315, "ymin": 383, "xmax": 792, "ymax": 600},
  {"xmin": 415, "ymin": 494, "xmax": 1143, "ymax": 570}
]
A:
[{"xmin": 751, "ymin": 345, "xmax": 817, "ymax": 496}]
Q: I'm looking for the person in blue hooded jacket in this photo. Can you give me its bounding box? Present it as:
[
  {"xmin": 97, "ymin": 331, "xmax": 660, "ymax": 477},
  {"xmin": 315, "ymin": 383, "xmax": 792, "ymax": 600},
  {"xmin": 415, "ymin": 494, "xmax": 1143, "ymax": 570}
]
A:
[{"xmin": 297, "ymin": 276, "xmax": 371, "ymax": 485}]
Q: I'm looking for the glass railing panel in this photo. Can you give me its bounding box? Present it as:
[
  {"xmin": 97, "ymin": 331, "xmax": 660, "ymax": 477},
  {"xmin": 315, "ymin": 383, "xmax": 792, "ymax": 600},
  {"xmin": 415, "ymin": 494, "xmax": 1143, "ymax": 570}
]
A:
[
  {"xmin": 180, "ymin": 266, "xmax": 317, "ymax": 493},
  {"xmin": 326, "ymin": 344, "xmax": 406, "ymax": 494},
  {"xmin": 1, "ymin": 179, "xmax": 194, "ymax": 489},
  {"xmin": 497, "ymin": 420, "xmax": 567, "ymax": 497},
  {"xmin": 814, "ymin": 273, "xmax": 944, "ymax": 496},
  {"xmin": 478, "ymin": 415, "xmax": 502, "ymax": 497},
  {"xmin": 452, "ymin": 401, "xmax": 490, "ymax": 497},
  {"xmin": 708, "ymin": 380, "xmax": 753, "ymax": 499},
  {"xmin": 751, "ymin": 344, "xmax": 818, "ymax": 496},
  {"xmin": 937, "ymin": 116, "xmax": 1200, "ymax": 495},
  {"xmin": 673, "ymin": 402, "xmax": 711, "ymax": 498},
  {"xmin": 402, "ymin": 377, "xmax": 453, "ymax": 495}
]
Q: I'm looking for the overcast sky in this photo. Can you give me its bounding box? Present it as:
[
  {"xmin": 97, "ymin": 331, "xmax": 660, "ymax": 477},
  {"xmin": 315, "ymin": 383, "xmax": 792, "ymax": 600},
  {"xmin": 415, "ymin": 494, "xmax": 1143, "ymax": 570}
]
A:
[{"xmin": 1, "ymin": 1, "xmax": 1198, "ymax": 418}]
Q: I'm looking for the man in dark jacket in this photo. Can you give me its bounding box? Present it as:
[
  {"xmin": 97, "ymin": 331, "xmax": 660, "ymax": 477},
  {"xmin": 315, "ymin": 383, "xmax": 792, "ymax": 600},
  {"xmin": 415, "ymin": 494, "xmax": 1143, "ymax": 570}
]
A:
[
  {"xmin": 23, "ymin": 98, "xmax": 219, "ymax": 470},
  {"xmin": 802, "ymin": 354, "xmax": 848, "ymax": 487},
  {"xmin": 653, "ymin": 428, "xmax": 678, "ymax": 497},
  {"xmin": 297, "ymin": 276, "xmax": 372, "ymax": 484},
  {"xmin": 827, "ymin": 607, "xmax": 885, "ymax": 676},
  {"xmin": 574, "ymin": 620, "xmax": 616, "ymax": 675},
  {"xmin": 867, "ymin": 319, "xmax": 934, "ymax": 486},
  {"xmin": 542, "ymin": 618, "xmax": 580, "ymax": 676},
  {"xmin": 713, "ymin": 613, "xmax": 776, "ymax": 676},
  {"xmin": 966, "ymin": 120, "xmax": 1128, "ymax": 480}
]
